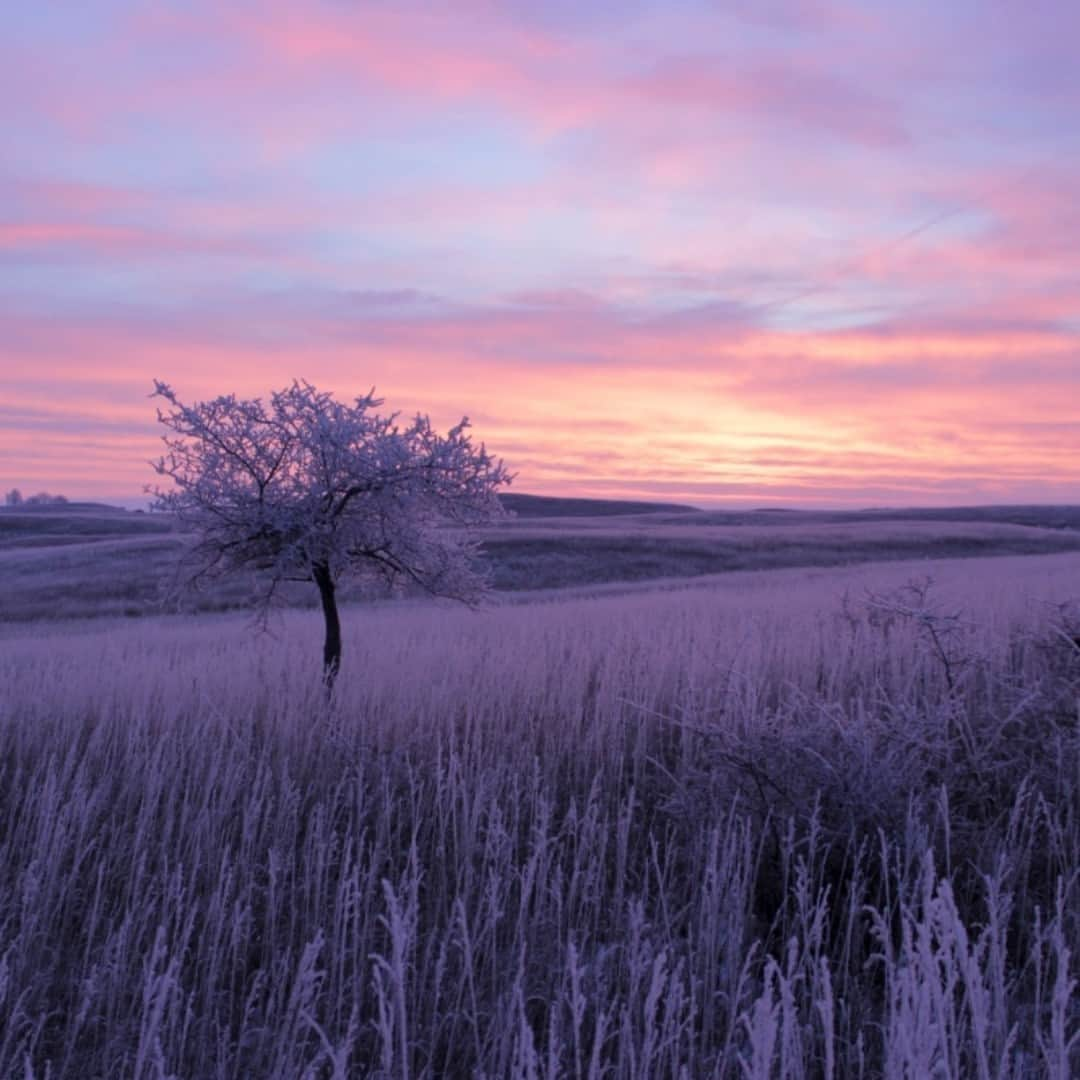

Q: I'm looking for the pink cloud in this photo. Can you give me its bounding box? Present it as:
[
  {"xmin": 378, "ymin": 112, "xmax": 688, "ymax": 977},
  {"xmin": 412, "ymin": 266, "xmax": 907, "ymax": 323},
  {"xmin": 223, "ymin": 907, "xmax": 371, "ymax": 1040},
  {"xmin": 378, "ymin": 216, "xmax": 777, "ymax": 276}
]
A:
[
  {"xmin": 4, "ymin": 296, "xmax": 1077, "ymax": 505},
  {"xmin": 0, "ymin": 221, "xmax": 284, "ymax": 259},
  {"xmin": 8, "ymin": 1, "xmax": 912, "ymax": 163},
  {"xmin": 627, "ymin": 56, "xmax": 907, "ymax": 146}
]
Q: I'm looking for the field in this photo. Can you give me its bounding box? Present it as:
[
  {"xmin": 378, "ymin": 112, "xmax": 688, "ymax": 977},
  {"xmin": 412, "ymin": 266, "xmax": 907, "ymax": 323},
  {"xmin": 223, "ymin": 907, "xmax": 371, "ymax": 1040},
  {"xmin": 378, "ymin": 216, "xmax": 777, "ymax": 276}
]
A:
[
  {"xmin": 2, "ymin": 504, "xmax": 1079, "ymax": 1076},
  {"xmin": 4, "ymin": 498, "xmax": 1080, "ymax": 621}
]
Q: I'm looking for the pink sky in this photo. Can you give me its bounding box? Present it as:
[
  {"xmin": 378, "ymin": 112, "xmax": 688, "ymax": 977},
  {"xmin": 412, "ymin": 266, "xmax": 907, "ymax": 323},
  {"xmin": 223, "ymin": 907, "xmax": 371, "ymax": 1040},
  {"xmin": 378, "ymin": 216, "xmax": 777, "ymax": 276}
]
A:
[{"xmin": 2, "ymin": 1, "xmax": 1079, "ymax": 507}]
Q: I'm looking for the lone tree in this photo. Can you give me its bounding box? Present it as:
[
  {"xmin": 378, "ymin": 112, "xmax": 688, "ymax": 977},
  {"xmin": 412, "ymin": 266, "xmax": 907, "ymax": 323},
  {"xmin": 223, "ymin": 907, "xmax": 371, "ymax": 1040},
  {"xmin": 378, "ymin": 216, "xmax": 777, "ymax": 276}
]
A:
[{"xmin": 150, "ymin": 380, "xmax": 511, "ymax": 683}]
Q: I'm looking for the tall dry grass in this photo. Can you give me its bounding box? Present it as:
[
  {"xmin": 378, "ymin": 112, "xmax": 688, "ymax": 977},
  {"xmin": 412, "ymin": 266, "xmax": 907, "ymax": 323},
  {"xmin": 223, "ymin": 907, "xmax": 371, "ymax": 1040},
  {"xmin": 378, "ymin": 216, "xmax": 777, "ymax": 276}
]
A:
[{"xmin": 1, "ymin": 553, "xmax": 1078, "ymax": 1077}]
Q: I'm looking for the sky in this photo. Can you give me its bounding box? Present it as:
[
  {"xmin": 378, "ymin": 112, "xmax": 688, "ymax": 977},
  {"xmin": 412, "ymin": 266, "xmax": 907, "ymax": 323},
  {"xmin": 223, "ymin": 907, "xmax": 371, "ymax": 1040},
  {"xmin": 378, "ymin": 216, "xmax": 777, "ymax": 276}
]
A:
[{"xmin": 2, "ymin": 0, "xmax": 1079, "ymax": 508}]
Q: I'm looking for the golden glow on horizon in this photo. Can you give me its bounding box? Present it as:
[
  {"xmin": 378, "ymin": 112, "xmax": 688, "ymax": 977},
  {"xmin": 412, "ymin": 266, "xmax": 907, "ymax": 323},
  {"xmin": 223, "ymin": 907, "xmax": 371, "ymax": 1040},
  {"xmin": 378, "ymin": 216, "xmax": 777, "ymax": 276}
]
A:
[{"xmin": 7, "ymin": 315, "xmax": 1075, "ymax": 506}]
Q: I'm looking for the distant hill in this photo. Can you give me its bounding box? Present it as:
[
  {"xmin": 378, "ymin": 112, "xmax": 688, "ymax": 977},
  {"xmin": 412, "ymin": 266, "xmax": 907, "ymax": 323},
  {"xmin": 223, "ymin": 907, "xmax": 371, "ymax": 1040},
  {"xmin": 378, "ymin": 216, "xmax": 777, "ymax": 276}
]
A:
[
  {"xmin": 854, "ymin": 504, "xmax": 1080, "ymax": 531},
  {"xmin": 0, "ymin": 505, "xmax": 172, "ymax": 550},
  {"xmin": 500, "ymin": 493, "xmax": 700, "ymax": 517},
  {"xmin": 654, "ymin": 504, "xmax": 1080, "ymax": 531},
  {"xmin": 3, "ymin": 496, "xmax": 1080, "ymax": 621},
  {"xmin": 0, "ymin": 500, "xmax": 132, "ymax": 515}
]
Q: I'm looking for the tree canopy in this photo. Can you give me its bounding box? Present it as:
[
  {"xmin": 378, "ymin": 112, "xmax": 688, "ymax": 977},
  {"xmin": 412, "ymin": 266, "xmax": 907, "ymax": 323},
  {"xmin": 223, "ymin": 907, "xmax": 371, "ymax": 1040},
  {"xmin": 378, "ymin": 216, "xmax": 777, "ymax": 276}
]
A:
[{"xmin": 150, "ymin": 380, "xmax": 511, "ymax": 679}]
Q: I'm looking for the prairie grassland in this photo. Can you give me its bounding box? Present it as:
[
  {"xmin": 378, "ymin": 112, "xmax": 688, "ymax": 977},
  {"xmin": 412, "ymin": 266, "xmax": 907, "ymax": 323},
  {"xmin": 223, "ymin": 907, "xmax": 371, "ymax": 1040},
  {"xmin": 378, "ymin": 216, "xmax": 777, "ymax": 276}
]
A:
[
  {"xmin": 4, "ymin": 503, "xmax": 1080, "ymax": 622},
  {"xmin": 1, "ymin": 553, "xmax": 1079, "ymax": 1077}
]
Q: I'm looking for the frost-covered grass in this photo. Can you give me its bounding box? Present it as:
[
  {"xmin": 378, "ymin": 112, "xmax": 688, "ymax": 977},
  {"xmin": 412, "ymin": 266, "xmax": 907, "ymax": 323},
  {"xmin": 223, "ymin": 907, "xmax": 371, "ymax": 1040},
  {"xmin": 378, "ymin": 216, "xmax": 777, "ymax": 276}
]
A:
[
  {"xmin": 1, "ymin": 554, "xmax": 1079, "ymax": 1077},
  {"xmin": 4, "ymin": 502, "xmax": 1080, "ymax": 622}
]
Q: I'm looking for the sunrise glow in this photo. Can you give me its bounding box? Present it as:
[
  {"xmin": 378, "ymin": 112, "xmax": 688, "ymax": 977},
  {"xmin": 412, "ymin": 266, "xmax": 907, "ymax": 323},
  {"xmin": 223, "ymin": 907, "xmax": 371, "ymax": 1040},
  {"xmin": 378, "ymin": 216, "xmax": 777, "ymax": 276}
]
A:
[{"xmin": 3, "ymin": 1, "xmax": 1079, "ymax": 506}]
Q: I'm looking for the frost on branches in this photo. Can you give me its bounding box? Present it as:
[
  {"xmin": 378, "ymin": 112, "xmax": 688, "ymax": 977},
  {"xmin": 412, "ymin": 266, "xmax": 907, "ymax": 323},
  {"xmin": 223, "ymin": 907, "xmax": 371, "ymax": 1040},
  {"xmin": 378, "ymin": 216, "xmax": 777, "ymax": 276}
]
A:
[{"xmin": 150, "ymin": 380, "xmax": 512, "ymax": 682}]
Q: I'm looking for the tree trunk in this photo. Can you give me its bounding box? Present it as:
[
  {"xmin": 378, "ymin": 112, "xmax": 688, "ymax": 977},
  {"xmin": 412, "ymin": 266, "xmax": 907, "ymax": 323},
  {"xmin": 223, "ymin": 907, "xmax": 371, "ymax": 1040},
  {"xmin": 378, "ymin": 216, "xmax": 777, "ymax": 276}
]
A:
[{"xmin": 313, "ymin": 562, "xmax": 342, "ymax": 687}]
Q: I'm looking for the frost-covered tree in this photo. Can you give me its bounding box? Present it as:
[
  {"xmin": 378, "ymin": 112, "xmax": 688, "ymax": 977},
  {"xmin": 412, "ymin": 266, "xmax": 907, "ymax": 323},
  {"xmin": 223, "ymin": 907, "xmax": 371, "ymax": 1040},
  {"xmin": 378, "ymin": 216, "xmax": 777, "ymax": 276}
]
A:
[{"xmin": 150, "ymin": 380, "xmax": 511, "ymax": 682}]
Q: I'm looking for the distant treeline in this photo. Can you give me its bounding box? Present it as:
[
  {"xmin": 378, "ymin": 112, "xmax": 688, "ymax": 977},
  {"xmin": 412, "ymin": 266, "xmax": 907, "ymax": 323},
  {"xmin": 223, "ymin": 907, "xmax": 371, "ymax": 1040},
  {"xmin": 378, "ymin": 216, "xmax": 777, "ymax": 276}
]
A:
[{"xmin": 4, "ymin": 489, "xmax": 68, "ymax": 507}]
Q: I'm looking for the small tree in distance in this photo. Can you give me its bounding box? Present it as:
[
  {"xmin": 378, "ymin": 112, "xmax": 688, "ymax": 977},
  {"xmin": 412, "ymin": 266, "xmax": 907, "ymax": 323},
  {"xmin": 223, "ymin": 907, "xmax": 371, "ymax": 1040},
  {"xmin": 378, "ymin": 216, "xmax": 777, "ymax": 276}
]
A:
[{"xmin": 150, "ymin": 380, "xmax": 512, "ymax": 684}]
